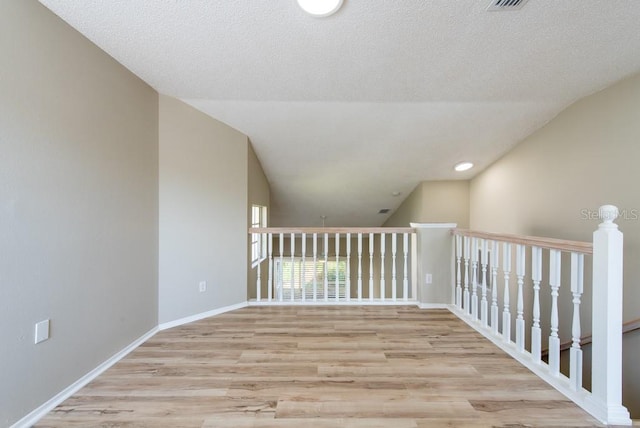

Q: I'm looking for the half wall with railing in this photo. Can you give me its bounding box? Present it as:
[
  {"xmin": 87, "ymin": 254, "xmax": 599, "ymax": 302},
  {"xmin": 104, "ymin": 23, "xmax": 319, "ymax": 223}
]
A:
[
  {"xmin": 248, "ymin": 227, "xmax": 417, "ymax": 304},
  {"xmin": 451, "ymin": 205, "xmax": 630, "ymax": 425},
  {"xmin": 248, "ymin": 206, "xmax": 630, "ymax": 425}
]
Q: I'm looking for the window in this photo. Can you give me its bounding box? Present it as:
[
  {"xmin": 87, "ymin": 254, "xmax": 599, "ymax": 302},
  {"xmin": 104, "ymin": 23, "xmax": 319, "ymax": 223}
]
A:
[
  {"xmin": 274, "ymin": 258, "xmax": 347, "ymax": 300},
  {"xmin": 251, "ymin": 205, "xmax": 267, "ymax": 266}
]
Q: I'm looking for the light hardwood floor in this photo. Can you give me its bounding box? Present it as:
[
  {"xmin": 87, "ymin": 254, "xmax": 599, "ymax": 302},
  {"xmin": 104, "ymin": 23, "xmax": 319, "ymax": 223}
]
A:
[{"xmin": 36, "ymin": 306, "xmax": 604, "ymax": 427}]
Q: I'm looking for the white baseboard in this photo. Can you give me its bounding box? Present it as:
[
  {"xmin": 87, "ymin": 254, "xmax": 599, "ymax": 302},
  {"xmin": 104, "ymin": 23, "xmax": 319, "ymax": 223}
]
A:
[
  {"xmin": 447, "ymin": 305, "xmax": 632, "ymax": 426},
  {"xmin": 247, "ymin": 299, "xmax": 419, "ymax": 306},
  {"xmin": 418, "ymin": 303, "xmax": 449, "ymax": 309},
  {"xmin": 13, "ymin": 301, "xmax": 251, "ymax": 428},
  {"xmin": 11, "ymin": 326, "xmax": 158, "ymax": 428},
  {"xmin": 158, "ymin": 301, "xmax": 248, "ymax": 330}
]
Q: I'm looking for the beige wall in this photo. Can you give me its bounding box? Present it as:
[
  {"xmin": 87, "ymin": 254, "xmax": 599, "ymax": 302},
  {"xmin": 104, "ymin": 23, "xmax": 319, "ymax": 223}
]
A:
[
  {"xmin": 384, "ymin": 181, "xmax": 469, "ymax": 228},
  {"xmin": 383, "ymin": 181, "xmax": 468, "ymax": 304},
  {"xmin": 247, "ymin": 143, "xmax": 271, "ymax": 299},
  {"xmin": 159, "ymin": 95, "xmax": 248, "ymax": 324},
  {"xmin": 0, "ymin": 2, "xmax": 159, "ymax": 426},
  {"xmin": 470, "ymin": 72, "xmax": 640, "ymax": 417}
]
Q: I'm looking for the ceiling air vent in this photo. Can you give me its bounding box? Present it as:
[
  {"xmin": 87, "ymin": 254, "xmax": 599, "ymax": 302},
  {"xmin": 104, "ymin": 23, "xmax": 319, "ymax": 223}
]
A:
[
  {"xmin": 378, "ymin": 209, "xmax": 390, "ymax": 214},
  {"xmin": 487, "ymin": 0, "xmax": 529, "ymax": 11}
]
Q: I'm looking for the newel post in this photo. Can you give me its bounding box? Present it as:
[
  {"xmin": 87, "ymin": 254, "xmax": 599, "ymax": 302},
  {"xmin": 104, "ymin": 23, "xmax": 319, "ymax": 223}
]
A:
[{"xmin": 588, "ymin": 205, "xmax": 631, "ymax": 425}]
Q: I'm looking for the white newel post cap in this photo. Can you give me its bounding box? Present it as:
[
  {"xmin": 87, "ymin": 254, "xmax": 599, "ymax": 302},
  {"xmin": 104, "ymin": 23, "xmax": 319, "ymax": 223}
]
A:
[{"xmin": 599, "ymin": 205, "xmax": 619, "ymax": 226}]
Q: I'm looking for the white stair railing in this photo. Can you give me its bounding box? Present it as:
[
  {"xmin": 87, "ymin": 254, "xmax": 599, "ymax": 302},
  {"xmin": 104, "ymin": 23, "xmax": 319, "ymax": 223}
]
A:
[
  {"xmin": 451, "ymin": 205, "xmax": 631, "ymax": 426},
  {"xmin": 249, "ymin": 227, "xmax": 416, "ymax": 304}
]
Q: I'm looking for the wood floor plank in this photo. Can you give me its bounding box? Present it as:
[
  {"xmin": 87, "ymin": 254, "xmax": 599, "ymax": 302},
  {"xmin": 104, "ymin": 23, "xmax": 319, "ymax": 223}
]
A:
[{"xmin": 35, "ymin": 305, "xmax": 604, "ymax": 427}]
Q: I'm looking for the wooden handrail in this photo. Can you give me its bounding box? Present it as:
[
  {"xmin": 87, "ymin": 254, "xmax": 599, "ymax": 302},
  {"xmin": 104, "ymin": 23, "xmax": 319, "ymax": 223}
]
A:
[
  {"xmin": 249, "ymin": 227, "xmax": 416, "ymax": 234},
  {"xmin": 452, "ymin": 228, "xmax": 593, "ymax": 255},
  {"xmin": 542, "ymin": 318, "xmax": 640, "ymax": 357}
]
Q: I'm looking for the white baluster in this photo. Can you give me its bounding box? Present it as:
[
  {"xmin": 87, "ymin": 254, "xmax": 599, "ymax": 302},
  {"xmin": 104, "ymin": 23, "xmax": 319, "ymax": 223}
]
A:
[
  {"xmin": 463, "ymin": 236, "xmax": 470, "ymax": 313},
  {"xmin": 358, "ymin": 233, "xmax": 363, "ymax": 301},
  {"xmin": 392, "ymin": 233, "xmax": 397, "ymax": 301},
  {"xmin": 301, "ymin": 233, "xmax": 306, "ymax": 302},
  {"xmin": 346, "ymin": 233, "xmax": 351, "ymax": 302},
  {"xmin": 279, "ymin": 233, "xmax": 284, "ymax": 302},
  {"xmin": 515, "ymin": 244, "xmax": 526, "ymax": 352},
  {"xmin": 403, "ymin": 233, "xmax": 409, "ymax": 300},
  {"xmin": 471, "ymin": 237, "xmax": 479, "ymax": 320},
  {"xmin": 290, "ymin": 233, "xmax": 296, "ymax": 301},
  {"xmin": 531, "ymin": 246, "xmax": 542, "ymax": 363},
  {"xmin": 268, "ymin": 233, "xmax": 273, "ymax": 302},
  {"xmin": 490, "ymin": 240, "xmax": 499, "ymax": 334},
  {"xmin": 549, "ymin": 249, "xmax": 562, "ymax": 376},
  {"xmin": 502, "ymin": 242, "xmax": 512, "ymax": 342},
  {"xmin": 256, "ymin": 261, "xmax": 261, "ymax": 302},
  {"xmin": 335, "ymin": 233, "xmax": 340, "ymax": 301},
  {"xmin": 455, "ymin": 234, "xmax": 462, "ymax": 308},
  {"xmin": 380, "ymin": 233, "xmax": 386, "ymax": 301},
  {"xmin": 313, "ymin": 233, "xmax": 318, "ymax": 302},
  {"xmin": 369, "ymin": 233, "xmax": 374, "ymax": 301},
  {"xmin": 481, "ymin": 239, "xmax": 489, "ymax": 327},
  {"xmin": 257, "ymin": 231, "xmax": 266, "ymax": 302},
  {"xmin": 570, "ymin": 252, "xmax": 584, "ymax": 391},
  {"xmin": 324, "ymin": 233, "xmax": 329, "ymax": 301}
]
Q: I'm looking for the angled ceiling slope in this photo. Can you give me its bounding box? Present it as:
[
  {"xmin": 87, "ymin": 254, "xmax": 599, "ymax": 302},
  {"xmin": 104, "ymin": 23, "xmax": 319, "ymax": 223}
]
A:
[{"xmin": 39, "ymin": 0, "xmax": 640, "ymax": 226}]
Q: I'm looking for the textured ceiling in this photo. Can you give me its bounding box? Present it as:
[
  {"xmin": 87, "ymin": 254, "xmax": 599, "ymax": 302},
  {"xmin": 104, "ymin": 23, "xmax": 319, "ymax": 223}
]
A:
[{"xmin": 39, "ymin": 0, "xmax": 640, "ymax": 226}]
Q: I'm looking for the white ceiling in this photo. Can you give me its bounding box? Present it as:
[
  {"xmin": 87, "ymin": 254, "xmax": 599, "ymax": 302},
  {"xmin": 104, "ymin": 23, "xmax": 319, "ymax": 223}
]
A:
[{"xmin": 39, "ymin": 0, "xmax": 640, "ymax": 226}]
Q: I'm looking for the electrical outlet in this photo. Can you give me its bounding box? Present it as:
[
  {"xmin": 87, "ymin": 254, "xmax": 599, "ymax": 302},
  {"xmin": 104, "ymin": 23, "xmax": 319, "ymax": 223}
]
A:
[
  {"xmin": 199, "ymin": 281, "xmax": 207, "ymax": 292},
  {"xmin": 425, "ymin": 273, "xmax": 433, "ymax": 284},
  {"xmin": 35, "ymin": 319, "xmax": 50, "ymax": 344}
]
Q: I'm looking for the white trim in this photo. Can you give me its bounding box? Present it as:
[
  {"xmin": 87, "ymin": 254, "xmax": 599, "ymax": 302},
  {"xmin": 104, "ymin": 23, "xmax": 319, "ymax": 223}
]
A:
[
  {"xmin": 410, "ymin": 222, "xmax": 457, "ymax": 229},
  {"xmin": 418, "ymin": 303, "xmax": 449, "ymax": 309},
  {"xmin": 248, "ymin": 300, "xmax": 419, "ymax": 307},
  {"xmin": 158, "ymin": 301, "xmax": 249, "ymax": 331},
  {"xmin": 11, "ymin": 326, "xmax": 158, "ymax": 428},
  {"xmin": 447, "ymin": 305, "xmax": 631, "ymax": 426},
  {"xmin": 13, "ymin": 302, "xmax": 252, "ymax": 428}
]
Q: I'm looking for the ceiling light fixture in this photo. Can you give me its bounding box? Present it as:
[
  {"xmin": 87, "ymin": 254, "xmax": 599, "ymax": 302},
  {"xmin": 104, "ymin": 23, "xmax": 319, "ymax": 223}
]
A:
[
  {"xmin": 454, "ymin": 162, "xmax": 474, "ymax": 172},
  {"xmin": 296, "ymin": 0, "xmax": 343, "ymax": 17},
  {"xmin": 391, "ymin": 191, "xmax": 402, "ymax": 197}
]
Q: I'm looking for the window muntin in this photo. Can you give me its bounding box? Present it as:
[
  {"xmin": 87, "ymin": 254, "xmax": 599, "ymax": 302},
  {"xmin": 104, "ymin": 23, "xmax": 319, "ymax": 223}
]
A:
[{"xmin": 251, "ymin": 205, "xmax": 267, "ymax": 266}]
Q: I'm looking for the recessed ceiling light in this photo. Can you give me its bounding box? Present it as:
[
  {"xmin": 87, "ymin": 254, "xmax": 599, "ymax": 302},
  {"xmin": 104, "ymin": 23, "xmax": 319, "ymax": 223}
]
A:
[
  {"xmin": 296, "ymin": 0, "xmax": 344, "ymax": 17},
  {"xmin": 391, "ymin": 191, "xmax": 402, "ymax": 197},
  {"xmin": 454, "ymin": 162, "xmax": 474, "ymax": 172}
]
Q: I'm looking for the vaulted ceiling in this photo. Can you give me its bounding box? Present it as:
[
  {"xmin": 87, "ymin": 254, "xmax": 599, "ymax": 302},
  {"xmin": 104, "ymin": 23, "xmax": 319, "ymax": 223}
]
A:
[{"xmin": 39, "ymin": 0, "xmax": 640, "ymax": 226}]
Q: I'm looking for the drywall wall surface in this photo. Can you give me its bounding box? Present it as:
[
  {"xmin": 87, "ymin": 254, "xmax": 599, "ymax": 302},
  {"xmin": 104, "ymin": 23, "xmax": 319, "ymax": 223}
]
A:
[
  {"xmin": 420, "ymin": 181, "xmax": 469, "ymax": 228},
  {"xmin": 470, "ymin": 71, "xmax": 640, "ymax": 418},
  {"xmin": 383, "ymin": 184, "xmax": 423, "ymax": 227},
  {"xmin": 412, "ymin": 224, "xmax": 456, "ymax": 305},
  {"xmin": 247, "ymin": 142, "xmax": 271, "ymax": 300},
  {"xmin": 0, "ymin": 1, "xmax": 159, "ymax": 425},
  {"xmin": 384, "ymin": 181, "xmax": 469, "ymax": 228},
  {"xmin": 159, "ymin": 95, "xmax": 248, "ymax": 324}
]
